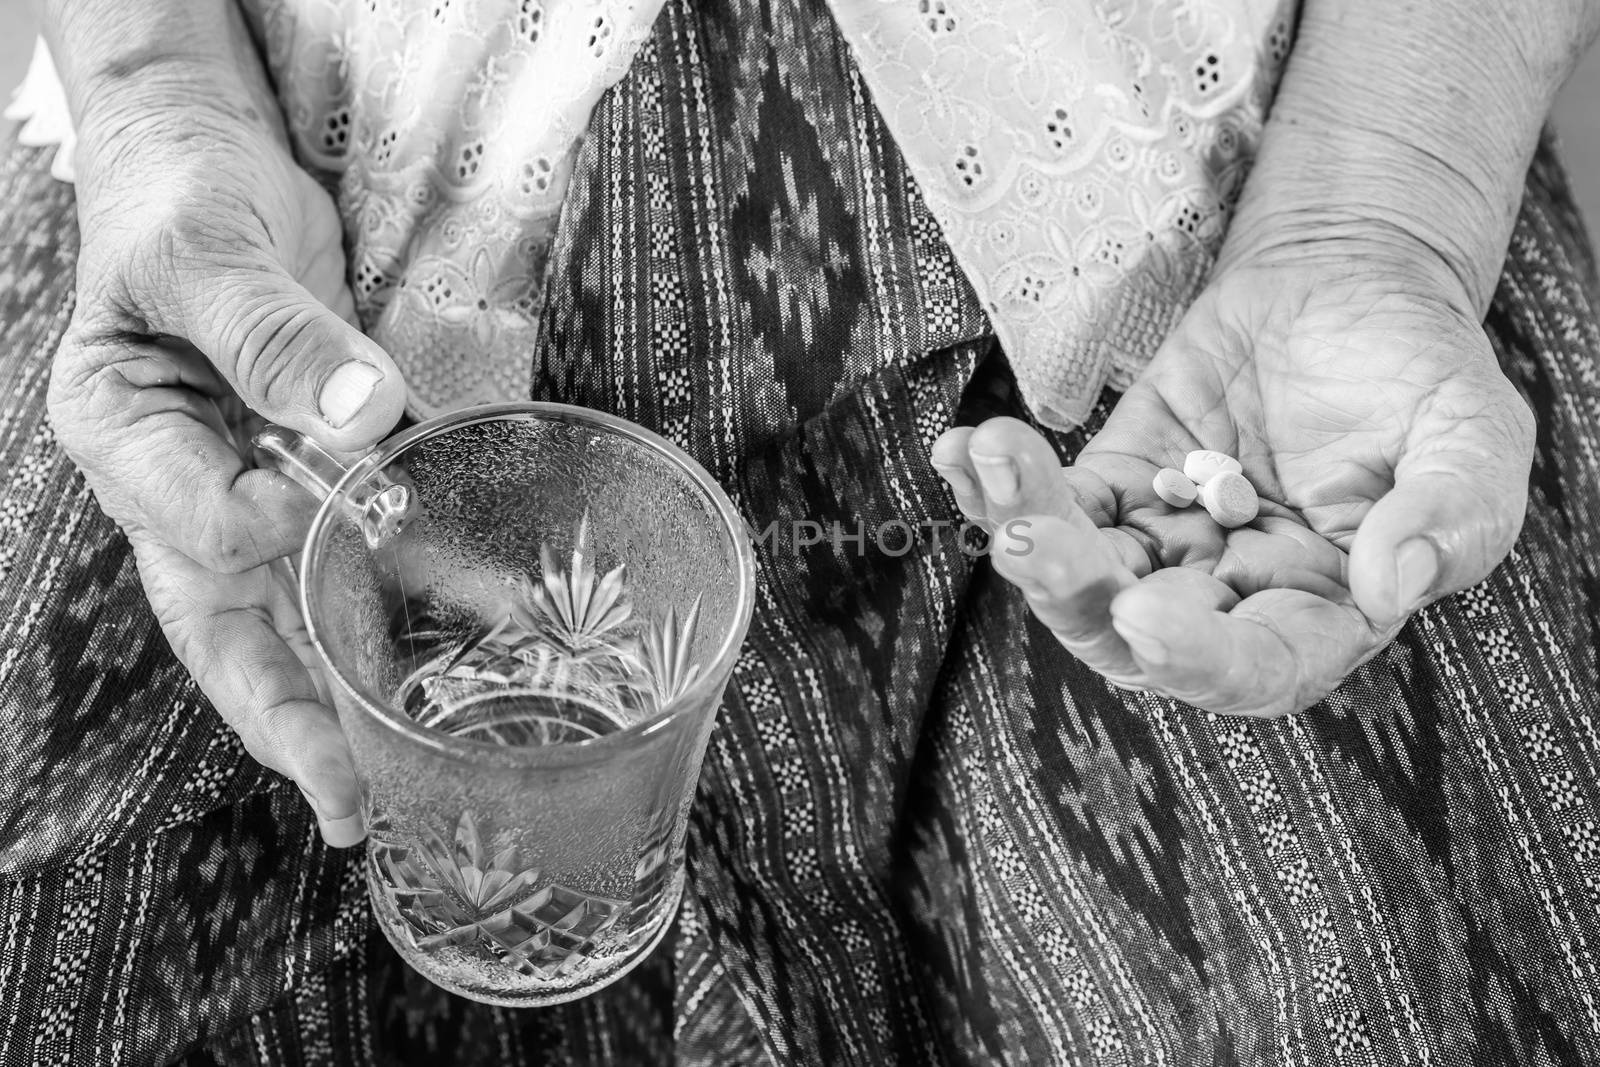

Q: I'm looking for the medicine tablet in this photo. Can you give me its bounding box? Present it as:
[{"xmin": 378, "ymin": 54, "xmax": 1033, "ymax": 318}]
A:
[
  {"xmin": 1152, "ymin": 468, "xmax": 1198, "ymax": 508},
  {"xmin": 1183, "ymin": 449, "xmax": 1243, "ymax": 485},
  {"xmin": 1198, "ymin": 470, "xmax": 1260, "ymax": 529}
]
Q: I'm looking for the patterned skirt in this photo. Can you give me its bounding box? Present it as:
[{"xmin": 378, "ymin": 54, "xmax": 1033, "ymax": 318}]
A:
[{"xmin": 2, "ymin": 1, "xmax": 1600, "ymax": 1063}]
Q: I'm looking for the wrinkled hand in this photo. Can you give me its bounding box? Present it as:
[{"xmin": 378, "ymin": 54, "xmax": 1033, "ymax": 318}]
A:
[
  {"xmin": 933, "ymin": 258, "xmax": 1534, "ymax": 717},
  {"xmin": 48, "ymin": 98, "xmax": 406, "ymax": 843}
]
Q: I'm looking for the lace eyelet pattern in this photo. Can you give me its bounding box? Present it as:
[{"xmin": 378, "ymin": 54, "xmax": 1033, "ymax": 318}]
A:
[
  {"xmin": 518, "ymin": 0, "xmax": 545, "ymax": 43},
  {"xmin": 247, "ymin": 0, "xmax": 667, "ymax": 417},
  {"xmin": 918, "ymin": 0, "xmax": 956, "ymax": 35},
  {"xmin": 829, "ymin": 0, "xmax": 1298, "ymax": 428},
  {"xmin": 244, "ymin": 0, "xmax": 1297, "ymax": 426}
]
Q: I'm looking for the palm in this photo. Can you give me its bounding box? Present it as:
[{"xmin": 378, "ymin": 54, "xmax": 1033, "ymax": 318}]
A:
[
  {"xmin": 934, "ymin": 265, "xmax": 1532, "ymax": 716},
  {"xmin": 1091, "ymin": 267, "xmax": 1503, "ymax": 580}
]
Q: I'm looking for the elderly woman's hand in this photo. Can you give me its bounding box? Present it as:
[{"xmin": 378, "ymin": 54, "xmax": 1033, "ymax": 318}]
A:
[
  {"xmin": 932, "ymin": 248, "xmax": 1534, "ymax": 717},
  {"xmin": 46, "ymin": 74, "xmax": 407, "ymax": 843}
]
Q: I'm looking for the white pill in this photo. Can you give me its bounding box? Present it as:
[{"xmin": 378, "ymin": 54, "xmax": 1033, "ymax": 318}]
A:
[
  {"xmin": 1152, "ymin": 468, "xmax": 1198, "ymax": 508},
  {"xmin": 1183, "ymin": 449, "xmax": 1243, "ymax": 486},
  {"xmin": 1198, "ymin": 470, "xmax": 1260, "ymax": 528}
]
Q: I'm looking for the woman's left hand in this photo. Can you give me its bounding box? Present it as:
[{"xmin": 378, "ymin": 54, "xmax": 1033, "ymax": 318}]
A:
[{"xmin": 932, "ymin": 252, "xmax": 1535, "ymax": 717}]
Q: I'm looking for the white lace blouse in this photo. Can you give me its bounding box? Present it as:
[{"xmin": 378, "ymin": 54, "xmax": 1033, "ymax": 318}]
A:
[{"xmin": 10, "ymin": 0, "xmax": 1296, "ymax": 427}]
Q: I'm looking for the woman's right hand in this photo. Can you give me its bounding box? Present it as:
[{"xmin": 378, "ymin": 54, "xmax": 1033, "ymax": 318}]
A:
[{"xmin": 47, "ymin": 79, "xmax": 407, "ymax": 846}]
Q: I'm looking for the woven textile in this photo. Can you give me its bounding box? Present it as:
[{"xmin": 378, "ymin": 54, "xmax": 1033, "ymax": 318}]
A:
[{"xmin": 1, "ymin": 0, "xmax": 1599, "ymax": 1063}]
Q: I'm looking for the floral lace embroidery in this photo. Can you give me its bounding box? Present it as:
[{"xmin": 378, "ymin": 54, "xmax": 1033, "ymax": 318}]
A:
[
  {"xmin": 830, "ymin": 0, "xmax": 1297, "ymax": 427},
  {"xmin": 13, "ymin": 1, "xmax": 1297, "ymax": 427},
  {"xmin": 240, "ymin": 0, "xmax": 667, "ymax": 418}
]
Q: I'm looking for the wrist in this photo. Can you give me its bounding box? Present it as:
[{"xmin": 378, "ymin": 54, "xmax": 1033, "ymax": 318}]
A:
[
  {"xmin": 43, "ymin": 0, "xmax": 286, "ymax": 168},
  {"xmin": 1215, "ymin": 125, "xmax": 1499, "ymax": 323},
  {"xmin": 1217, "ymin": 0, "xmax": 1587, "ymax": 319}
]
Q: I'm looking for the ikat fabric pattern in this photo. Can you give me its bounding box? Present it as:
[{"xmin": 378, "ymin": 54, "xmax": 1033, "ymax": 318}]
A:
[{"xmin": 1, "ymin": 0, "xmax": 1600, "ymax": 1063}]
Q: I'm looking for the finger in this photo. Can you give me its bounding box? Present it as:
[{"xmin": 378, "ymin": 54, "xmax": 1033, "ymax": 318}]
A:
[
  {"xmin": 931, "ymin": 426, "xmax": 989, "ymax": 523},
  {"xmin": 265, "ymin": 556, "xmax": 339, "ymax": 711},
  {"xmin": 132, "ymin": 534, "xmax": 364, "ymax": 847},
  {"xmin": 1061, "ymin": 465, "xmax": 1123, "ymax": 528},
  {"xmin": 965, "ymin": 416, "xmax": 1081, "ymax": 524},
  {"xmin": 180, "ymin": 261, "xmax": 405, "ymax": 451},
  {"xmin": 330, "ymin": 284, "xmax": 359, "ymax": 327},
  {"xmin": 49, "ymin": 335, "xmax": 314, "ymax": 571},
  {"xmin": 298, "ymin": 238, "xmax": 353, "ymax": 314},
  {"xmin": 1209, "ymin": 519, "xmax": 1349, "ymax": 602},
  {"xmin": 990, "ymin": 513, "xmax": 1140, "ymax": 676},
  {"xmin": 147, "ymin": 336, "xmax": 230, "ymax": 397},
  {"xmin": 263, "ymin": 556, "xmax": 358, "ymax": 837},
  {"xmin": 963, "ymin": 417, "xmax": 1143, "ymax": 550},
  {"xmin": 1102, "ymin": 526, "xmax": 1158, "ymax": 577},
  {"xmin": 1108, "ymin": 583, "xmax": 1378, "ymax": 717},
  {"xmin": 1347, "ymin": 392, "xmax": 1533, "ymax": 627}
]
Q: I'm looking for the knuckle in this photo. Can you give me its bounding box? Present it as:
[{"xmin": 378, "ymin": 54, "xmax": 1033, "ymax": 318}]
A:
[
  {"xmin": 135, "ymin": 553, "xmax": 301, "ymax": 776},
  {"xmin": 48, "ymin": 319, "xmax": 107, "ymax": 403},
  {"xmin": 1489, "ymin": 488, "xmax": 1527, "ymax": 551},
  {"xmin": 190, "ymin": 507, "xmax": 267, "ymax": 574},
  {"xmin": 1459, "ymin": 471, "xmax": 1526, "ymax": 564},
  {"xmin": 1499, "ymin": 377, "xmax": 1538, "ymax": 446},
  {"xmin": 44, "ymin": 348, "xmax": 85, "ymax": 437},
  {"xmin": 46, "ymin": 347, "xmax": 135, "ymax": 481},
  {"xmin": 84, "ymin": 213, "xmax": 188, "ymax": 318},
  {"xmin": 1510, "ymin": 399, "xmax": 1537, "ymax": 453},
  {"xmin": 967, "ymin": 415, "xmax": 1031, "ymax": 455},
  {"xmin": 215, "ymin": 292, "xmax": 320, "ymax": 410},
  {"xmin": 49, "ymin": 334, "xmax": 122, "ymax": 421},
  {"xmin": 144, "ymin": 580, "xmax": 205, "ymax": 646},
  {"xmin": 92, "ymin": 191, "xmax": 270, "ymax": 334},
  {"xmin": 1471, "ymin": 375, "xmax": 1537, "ymax": 472},
  {"xmin": 247, "ymin": 697, "xmax": 304, "ymax": 775}
]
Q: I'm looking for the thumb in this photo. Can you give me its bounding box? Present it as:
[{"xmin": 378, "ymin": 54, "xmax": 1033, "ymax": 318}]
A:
[
  {"xmin": 1349, "ymin": 410, "xmax": 1533, "ymax": 628},
  {"xmin": 189, "ymin": 261, "xmax": 406, "ymax": 451}
]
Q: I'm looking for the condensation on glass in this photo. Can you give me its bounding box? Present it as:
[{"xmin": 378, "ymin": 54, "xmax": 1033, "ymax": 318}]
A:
[{"xmin": 257, "ymin": 403, "xmax": 755, "ymax": 1006}]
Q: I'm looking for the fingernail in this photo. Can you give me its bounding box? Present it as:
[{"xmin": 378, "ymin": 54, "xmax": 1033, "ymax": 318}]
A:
[
  {"xmin": 319, "ymin": 813, "xmax": 366, "ymax": 848},
  {"xmin": 971, "ymin": 454, "xmax": 1020, "ymax": 506},
  {"xmin": 320, "ymin": 361, "xmax": 384, "ymax": 429},
  {"xmin": 932, "ymin": 462, "xmax": 976, "ymax": 497},
  {"xmin": 1112, "ymin": 617, "xmax": 1170, "ymax": 665},
  {"xmin": 1394, "ymin": 538, "xmax": 1439, "ymax": 614}
]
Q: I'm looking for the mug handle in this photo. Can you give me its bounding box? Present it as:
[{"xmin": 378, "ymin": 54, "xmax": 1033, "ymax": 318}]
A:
[
  {"xmin": 252, "ymin": 424, "xmax": 351, "ymax": 503},
  {"xmin": 252, "ymin": 425, "xmax": 415, "ymax": 547}
]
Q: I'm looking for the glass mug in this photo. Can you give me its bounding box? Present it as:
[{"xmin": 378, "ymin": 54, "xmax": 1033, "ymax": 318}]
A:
[{"xmin": 254, "ymin": 402, "xmax": 755, "ymax": 1006}]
